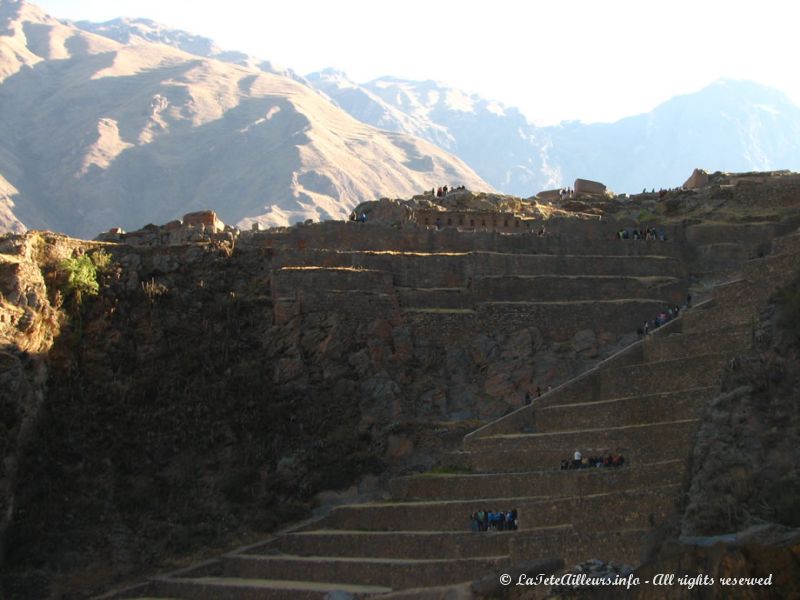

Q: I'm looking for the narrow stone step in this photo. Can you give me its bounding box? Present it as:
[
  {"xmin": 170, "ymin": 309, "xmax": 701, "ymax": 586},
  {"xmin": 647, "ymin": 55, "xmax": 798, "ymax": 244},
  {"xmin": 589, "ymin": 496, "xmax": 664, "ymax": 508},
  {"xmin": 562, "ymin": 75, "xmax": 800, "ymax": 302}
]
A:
[
  {"xmin": 471, "ymin": 274, "xmax": 683, "ymax": 302},
  {"xmin": 270, "ymin": 528, "xmax": 527, "ymax": 559},
  {"xmin": 533, "ymin": 386, "xmax": 715, "ymax": 431},
  {"xmin": 462, "ymin": 316, "xmax": 688, "ymax": 439},
  {"xmin": 516, "ymin": 353, "xmax": 726, "ymax": 417},
  {"xmin": 396, "ymin": 287, "xmax": 473, "ymax": 310},
  {"xmin": 320, "ymin": 484, "xmax": 679, "ymax": 534},
  {"xmin": 463, "ymin": 419, "xmax": 700, "ymax": 472},
  {"xmin": 223, "ymin": 554, "xmax": 508, "ymax": 589},
  {"xmin": 642, "ymin": 326, "xmax": 751, "ymax": 362},
  {"xmin": 272, "ymin": 250, "xmax": 687, "ymax": 284},
  {"xmin": 150, "ymin": 576, "xmax": 391, "ymax": 600},
  {"xmin": 390, "ymin": 459, "xmax": 684, "ymax": 501},
  {"xmin": 509, "ymin": 527, "xmax": 650, "ymax": 566},
  {"xmin": 473, "ymin": 298, "xmax": 682, "ymax": 344}
]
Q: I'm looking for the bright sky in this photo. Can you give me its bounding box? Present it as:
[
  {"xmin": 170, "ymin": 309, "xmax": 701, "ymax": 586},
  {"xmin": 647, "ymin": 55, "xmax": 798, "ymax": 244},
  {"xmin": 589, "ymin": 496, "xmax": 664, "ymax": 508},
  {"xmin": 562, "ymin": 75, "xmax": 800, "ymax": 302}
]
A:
[{"xmin": 35, "ymin": 0, "xmax": 800, "ymax": 125}]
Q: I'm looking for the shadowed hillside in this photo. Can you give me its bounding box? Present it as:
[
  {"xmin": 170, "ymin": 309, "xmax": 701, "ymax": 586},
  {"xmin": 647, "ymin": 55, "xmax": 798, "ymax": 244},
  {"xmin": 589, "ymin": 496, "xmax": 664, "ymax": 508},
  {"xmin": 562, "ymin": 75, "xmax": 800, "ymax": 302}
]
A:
[{"xmin": 1, "ymin": 173, "xmax": 800, "ymax": 598}]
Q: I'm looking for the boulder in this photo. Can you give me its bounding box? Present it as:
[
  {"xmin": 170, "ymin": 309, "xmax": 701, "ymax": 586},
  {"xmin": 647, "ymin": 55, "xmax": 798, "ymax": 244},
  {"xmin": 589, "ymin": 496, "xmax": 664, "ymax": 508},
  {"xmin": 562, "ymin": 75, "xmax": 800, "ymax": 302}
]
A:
[{"xmin": 574, "ymin": 178, "xmax": 607, "ymax": 196}]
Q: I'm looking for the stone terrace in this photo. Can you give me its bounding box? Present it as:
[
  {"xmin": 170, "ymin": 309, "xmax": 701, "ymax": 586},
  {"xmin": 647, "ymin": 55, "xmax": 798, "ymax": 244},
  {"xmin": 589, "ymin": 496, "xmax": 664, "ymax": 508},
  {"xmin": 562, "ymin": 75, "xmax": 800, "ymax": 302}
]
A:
[
  {"xmin": 113, "ymin": 223, "xmax": 800, "ymax": 599},
  {"xmin": 264, "ymin": 220, "xmax": 689, "ymax": 344}
]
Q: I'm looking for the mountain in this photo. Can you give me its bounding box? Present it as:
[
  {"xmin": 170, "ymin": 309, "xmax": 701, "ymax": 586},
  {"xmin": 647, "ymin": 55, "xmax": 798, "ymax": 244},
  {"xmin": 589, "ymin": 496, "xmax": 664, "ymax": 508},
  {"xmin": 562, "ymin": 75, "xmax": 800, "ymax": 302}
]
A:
[
  {"xmin": 309, "ymin": 72, "xmax": 800, "ymax": 196},
  {"xmin": 69, "ymin": 11, "xmax": 800, "ymax": 201},
  {"xmin": 74, "ymin": 16, "xmax": 304, "ymax": 82},
  {"xmin": 308, "ymin": 71, "xmax": 560, "ymax": 196},
  {"xmin": 0, "ymin": 0, "xmax": 490, "ymax": 237},
  {"xmin": 545, "ymin": 80, "xmax": 800, "ymax": 193}
]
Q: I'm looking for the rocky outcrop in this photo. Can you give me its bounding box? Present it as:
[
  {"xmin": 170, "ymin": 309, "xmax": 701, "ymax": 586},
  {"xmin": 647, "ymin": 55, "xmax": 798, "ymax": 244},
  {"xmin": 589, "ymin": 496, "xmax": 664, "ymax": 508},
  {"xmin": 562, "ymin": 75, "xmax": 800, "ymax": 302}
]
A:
[
  {"xmin": 682, "ymin": 168, "xmax": 710, "ymax": 189},
  {"xmin": 0, "ymin": 232, "xmax": 71, "ymax": 572}
]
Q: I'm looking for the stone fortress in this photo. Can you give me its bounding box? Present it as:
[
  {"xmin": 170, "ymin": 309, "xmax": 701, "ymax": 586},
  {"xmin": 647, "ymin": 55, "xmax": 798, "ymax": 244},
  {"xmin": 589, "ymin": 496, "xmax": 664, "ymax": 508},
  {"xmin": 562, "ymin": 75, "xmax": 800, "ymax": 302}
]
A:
[
  {"xmin": 72, "ymin": 172, "xmax": 800, "ymax": 599},
  {"xmin": 23, "ymin": 169, "xmax": 800, "ymax": 598}
]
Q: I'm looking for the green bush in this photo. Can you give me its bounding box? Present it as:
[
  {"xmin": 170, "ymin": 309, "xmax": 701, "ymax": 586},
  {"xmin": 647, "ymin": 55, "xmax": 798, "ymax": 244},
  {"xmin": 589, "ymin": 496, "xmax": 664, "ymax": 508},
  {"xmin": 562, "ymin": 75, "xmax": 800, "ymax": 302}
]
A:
[
  {"xmin": 60, "ymin": 255, "xmax": 99, "ymax": 305},
  {"xmin": 89, "ymin": 249, "xmax": 113, "ymax": 273}
]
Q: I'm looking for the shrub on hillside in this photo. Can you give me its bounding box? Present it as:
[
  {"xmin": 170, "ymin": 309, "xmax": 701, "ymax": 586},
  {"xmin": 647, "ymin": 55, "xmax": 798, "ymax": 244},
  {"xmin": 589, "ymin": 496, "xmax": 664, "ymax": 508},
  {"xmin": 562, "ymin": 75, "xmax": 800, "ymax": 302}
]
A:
[{"xmin": 59, "ymin": 255, "xmax": 99, "ymax": 305}]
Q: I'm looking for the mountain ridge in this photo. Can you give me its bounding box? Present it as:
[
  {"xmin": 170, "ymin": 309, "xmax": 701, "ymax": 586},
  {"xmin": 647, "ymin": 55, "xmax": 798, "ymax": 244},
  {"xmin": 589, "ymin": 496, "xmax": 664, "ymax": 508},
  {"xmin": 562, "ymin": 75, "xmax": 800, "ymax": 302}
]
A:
[
  {"xmin": 0, "ymin": 0, "xmax": 490, "ymax": 238},
  {"xmin": 64, "ymin": 7, "xmax": 800, "ymax": 198}
]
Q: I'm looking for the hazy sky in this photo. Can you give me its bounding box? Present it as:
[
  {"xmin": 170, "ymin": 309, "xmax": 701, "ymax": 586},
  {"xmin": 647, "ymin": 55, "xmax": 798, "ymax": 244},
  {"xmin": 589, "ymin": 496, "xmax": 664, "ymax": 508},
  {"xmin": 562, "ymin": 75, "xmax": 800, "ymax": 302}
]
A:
[{"xmin": 34, "ymin": 0, "xmax": 800, "ymax": 125}]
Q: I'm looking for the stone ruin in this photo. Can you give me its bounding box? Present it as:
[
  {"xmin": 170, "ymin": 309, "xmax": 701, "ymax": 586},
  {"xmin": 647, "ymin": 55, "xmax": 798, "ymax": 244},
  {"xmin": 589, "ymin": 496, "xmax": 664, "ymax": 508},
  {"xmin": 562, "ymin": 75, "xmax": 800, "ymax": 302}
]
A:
[
  {"xmin": 683, "ymin": 168, "xmax": 710, "ymax": 189},
  {"xmin": 573, "ymin": 178, "xmax": 608, "ymax": 196},
  {"xmin": 95, "ymin": 210, "xmax": 237, "ymax": 247},
  {"xmin": 114, "ymin": 177, "xmax": 800, "ymax": 598},
  {"xmin": 537, "ymin": 188, "xmax": 564, "ymax": 201},
  {"xmin": 538, "ymin": 178, "xmax": 612, "ymax": 201}
]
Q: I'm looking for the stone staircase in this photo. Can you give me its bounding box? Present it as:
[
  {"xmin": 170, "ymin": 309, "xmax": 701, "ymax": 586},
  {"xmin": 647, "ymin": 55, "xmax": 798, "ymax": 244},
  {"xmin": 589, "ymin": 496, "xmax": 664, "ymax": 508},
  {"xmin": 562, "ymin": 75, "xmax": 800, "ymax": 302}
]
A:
[{"xmin": 109, "ymin": 227, "xmax": 800, "ymax": 600}]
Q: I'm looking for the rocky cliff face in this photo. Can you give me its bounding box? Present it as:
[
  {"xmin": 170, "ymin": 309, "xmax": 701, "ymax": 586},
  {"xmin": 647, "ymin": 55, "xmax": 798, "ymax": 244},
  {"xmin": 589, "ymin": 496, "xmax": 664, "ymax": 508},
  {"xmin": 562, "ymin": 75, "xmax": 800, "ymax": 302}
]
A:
[
  {"xmin": 1, "ymin": 228, "xmax": 584, "ymax": 598},
  {"xmin": 0, "ymin": 233, "xmax": 383, "ymax": 598},
  {"xmin": 0, "ymin": 232, "xmax": 68, "ymax": 586},
  {"xmin": 681, "ymin": 270, "xmax": 800, "ymax": 537}
]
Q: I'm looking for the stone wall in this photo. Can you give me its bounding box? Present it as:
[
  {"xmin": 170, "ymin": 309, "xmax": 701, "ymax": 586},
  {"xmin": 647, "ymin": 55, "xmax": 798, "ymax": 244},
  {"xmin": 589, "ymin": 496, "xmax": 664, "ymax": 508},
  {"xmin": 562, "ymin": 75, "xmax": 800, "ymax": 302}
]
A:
[
  {"xmin": 510, "ymin": 528, "xmax": 644, "ymax": 566},
  {"xmin": 320, "ymin": 485, "xmax": 676, "ymax": 533},
  {"xmin": 223, "ymin": 553, "xmax": 505, "ymax": 590},
  {"xmin": 254, "ymin": 220, "xmax": 686, "ymax": 256},
  {"xmin": 463, "ymin": 320, "xmax": 684, "ymax": 439},
  {"xmin": 475, "ymin": 300, "xmax": 667, "ymax": 342},
  {"xmin": 272, "ymin": 251, "xmax": 687, "ymax": 286},
  {"xmin": 533, "ymin": 387, "xmax": 711, "ymax": 431},
  {"xmin": 412, "ymin": 208, "xmax": 533, "ymax": 233},
  {"xmin": 390, "ymin": 461, "xmax": 683, "ymax": 501},
  {"xmin": 686, "ymin": 222, "xmax": 777, "ymax": 253},
  {"xmin": 272, "ymin": 268, "xmax": 399, "ymax": 322},
  {"xmin": 472, "ymin": 275, "xmax": 684, "ymax": 303},
  {"xmin": 465, "ymin": 420, "xmax": 698, "ymax": 472}
]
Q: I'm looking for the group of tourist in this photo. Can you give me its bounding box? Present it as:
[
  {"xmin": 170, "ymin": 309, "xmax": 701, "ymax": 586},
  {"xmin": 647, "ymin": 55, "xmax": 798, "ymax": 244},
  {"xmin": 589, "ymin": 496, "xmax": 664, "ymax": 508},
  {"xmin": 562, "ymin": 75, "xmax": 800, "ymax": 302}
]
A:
[
  {"xmin": 559, "ymin": 188, "xmax": 574, "ymax": 200},
  {"xmin": 638, "ymin": 294, "xmax": 691, "ymax": 336},
  {"xmin": 433, "ymin": 185, "xmax": 466, "ymax": 197},
  {"xmin": 470, "ymin": 509, "xmax": 519, "ymax": 532},
  {"xmin": 561, "ymin": 450, "xmax": 625, "ymax": 470},
  {"xmin": 641, "ymin": 187, "xmax": 682, "ymax": 197},
  {"xmin": 349, "ymin": 211, "xmax": 367, "ymax": 223},
  {"xmin": 616, "ymin": 227, "xmax": 667, "ymax": 241},
  {"xmin": 641, "ymin": 305, "xmax": 680, "ymax": 335}
]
